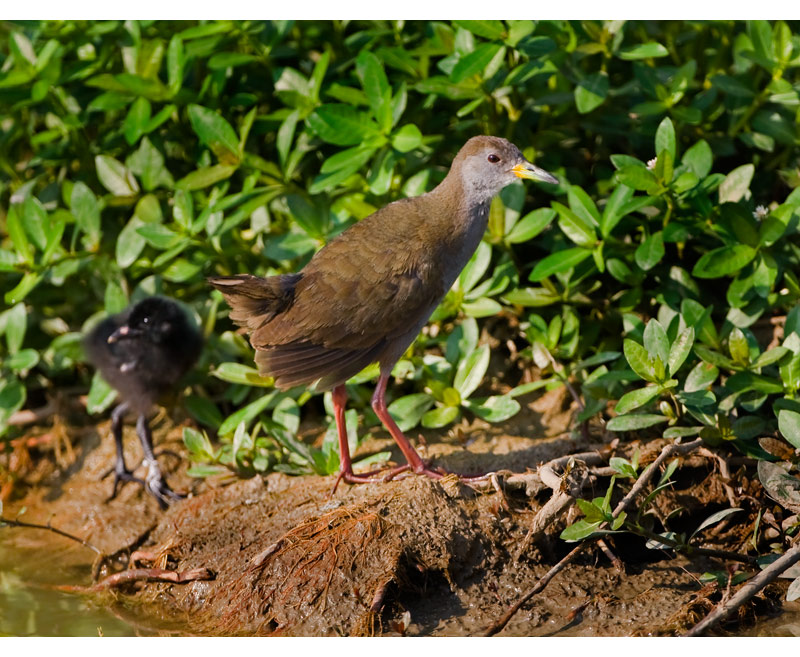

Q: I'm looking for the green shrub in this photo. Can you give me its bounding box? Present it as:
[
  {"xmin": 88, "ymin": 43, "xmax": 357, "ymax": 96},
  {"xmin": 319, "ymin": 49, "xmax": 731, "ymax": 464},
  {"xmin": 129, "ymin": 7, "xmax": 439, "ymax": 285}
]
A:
[{"xmin": 2, "ymin": 20, "xmax": 800, "ymax": 481}]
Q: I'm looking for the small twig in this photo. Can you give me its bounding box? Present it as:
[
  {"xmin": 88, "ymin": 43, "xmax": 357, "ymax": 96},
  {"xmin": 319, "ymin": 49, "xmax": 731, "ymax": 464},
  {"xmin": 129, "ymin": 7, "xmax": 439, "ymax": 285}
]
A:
[
  {"xmin": 7, "ymin": 401, "xmax": 57, "ymax": 427},
  {"xmin": 683, "ymin": 544, "xmax": 800, "ymax": 636},
  {"xmin": 596, "ymin": 538, "xmax": 623, "ymax": 572},
  {"xmin": 1, "ymin": 516, "xmax": 102, "ymax": 555},
  {"xmin": 611, "ymin": 438, "xmax": 703, "ymax": 517},
  {"xmin": 251, "ymin": 539, "xmax": 284, "ymax": 569},
  {"xmin": 57, "ymin": 567, "xmax": 214, "ymax": 593},
  {"xmin": 483, "ymin": 544, "xmax": 586, "ymax": 636}
]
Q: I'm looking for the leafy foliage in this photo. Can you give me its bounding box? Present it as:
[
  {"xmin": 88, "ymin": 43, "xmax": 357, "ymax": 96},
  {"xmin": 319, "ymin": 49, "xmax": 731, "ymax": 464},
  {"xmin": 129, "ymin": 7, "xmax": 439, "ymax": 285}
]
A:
[{"xmin": 2, "ymin": 22, "xmax": 800, "ymax": 516}]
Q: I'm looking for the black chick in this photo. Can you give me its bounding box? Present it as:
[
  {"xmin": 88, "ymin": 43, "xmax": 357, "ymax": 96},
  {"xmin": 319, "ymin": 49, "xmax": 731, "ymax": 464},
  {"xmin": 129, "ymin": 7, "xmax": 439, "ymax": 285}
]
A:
[{"xmin": 84, "ymin": 296, "xmax": 203, "ymax": 508}]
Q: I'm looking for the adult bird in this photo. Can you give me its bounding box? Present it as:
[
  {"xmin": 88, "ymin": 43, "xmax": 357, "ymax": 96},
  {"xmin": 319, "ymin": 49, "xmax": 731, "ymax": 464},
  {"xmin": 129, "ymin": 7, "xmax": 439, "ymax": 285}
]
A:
[
  {"xmin": 84, "ymin": 296, "xmax": 203, "ymax": 507},
  {"xmin": 209, "ymin": 136, "xmax": 557, "ymax": 486}
]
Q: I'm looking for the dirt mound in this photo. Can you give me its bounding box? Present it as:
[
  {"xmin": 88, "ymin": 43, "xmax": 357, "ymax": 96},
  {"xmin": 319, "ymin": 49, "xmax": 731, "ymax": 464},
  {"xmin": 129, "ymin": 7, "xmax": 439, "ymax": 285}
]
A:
[{"xmin": 2, "ymin": 395, "xmax": 794, "ymax": 636}]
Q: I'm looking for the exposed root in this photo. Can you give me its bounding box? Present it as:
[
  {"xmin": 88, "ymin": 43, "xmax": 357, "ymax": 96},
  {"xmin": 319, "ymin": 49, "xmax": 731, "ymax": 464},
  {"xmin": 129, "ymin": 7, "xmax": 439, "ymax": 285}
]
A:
[{"xmin": 57, "ymin": 567, "xmax": 214, "ymax": 593}]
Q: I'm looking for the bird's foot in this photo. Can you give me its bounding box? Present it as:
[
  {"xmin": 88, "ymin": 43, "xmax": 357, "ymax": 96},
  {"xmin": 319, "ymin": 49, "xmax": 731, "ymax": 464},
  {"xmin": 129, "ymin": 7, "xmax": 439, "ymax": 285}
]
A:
[
  {"xmin": 142, "ymin": 458, "xmax": 185, "ymax": 509},
  {"xmin": 330, "ymin": 463, "xmax": 414, "ymax": 494},
  {"xmin": 106, "ymin": 468, "xmax": 146, "ymax": 502},
  {"xmin": 330, "ymin": 460, "xmax": 492, "ymax": 494}
]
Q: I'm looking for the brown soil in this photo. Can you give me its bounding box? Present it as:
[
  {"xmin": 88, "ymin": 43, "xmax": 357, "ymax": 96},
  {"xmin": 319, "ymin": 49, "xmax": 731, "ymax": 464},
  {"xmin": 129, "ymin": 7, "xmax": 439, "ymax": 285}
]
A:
[{"xmin": 0, "ymin": 387, "xmax": 793, "ymax": 636}]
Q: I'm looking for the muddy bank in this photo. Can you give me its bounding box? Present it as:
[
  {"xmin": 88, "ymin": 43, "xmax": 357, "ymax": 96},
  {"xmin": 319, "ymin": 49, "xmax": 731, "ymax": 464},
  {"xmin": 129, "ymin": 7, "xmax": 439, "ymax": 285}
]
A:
[{"xmin": 0, "ymin": 390, "xmax": 793, "ymax": 636}]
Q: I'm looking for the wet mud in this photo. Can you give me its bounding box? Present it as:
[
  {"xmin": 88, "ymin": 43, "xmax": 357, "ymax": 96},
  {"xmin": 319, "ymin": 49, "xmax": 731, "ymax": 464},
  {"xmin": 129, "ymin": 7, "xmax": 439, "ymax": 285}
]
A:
[{"xmin": 1, "ymin": 387, "xmax": 794, "ymax": 636}]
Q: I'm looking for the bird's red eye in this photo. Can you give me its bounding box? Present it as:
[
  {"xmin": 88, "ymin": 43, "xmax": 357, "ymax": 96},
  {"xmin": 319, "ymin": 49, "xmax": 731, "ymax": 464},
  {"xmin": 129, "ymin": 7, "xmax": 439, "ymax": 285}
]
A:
[{"xmin": 487, "ymin": 154, "xmax": 500, "ymax": 163}]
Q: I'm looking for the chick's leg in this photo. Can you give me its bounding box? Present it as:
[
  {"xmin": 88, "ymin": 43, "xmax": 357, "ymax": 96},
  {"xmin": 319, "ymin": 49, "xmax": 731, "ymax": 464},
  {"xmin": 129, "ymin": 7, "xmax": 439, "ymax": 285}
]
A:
[
  {"xmin": 135, "ymin": 414, "xmax": 184, "ymax": 509},
  {"xmin": 107, "ymin": 402, "xmax": 145, "ymax": 500}
]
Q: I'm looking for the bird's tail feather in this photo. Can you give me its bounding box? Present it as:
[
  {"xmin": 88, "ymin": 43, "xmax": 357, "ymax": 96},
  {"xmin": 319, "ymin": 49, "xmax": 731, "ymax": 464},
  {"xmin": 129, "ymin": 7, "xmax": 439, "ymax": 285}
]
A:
[{"xmin": 207, "ymin": 273, "xmax": 301, "ymax": 331}]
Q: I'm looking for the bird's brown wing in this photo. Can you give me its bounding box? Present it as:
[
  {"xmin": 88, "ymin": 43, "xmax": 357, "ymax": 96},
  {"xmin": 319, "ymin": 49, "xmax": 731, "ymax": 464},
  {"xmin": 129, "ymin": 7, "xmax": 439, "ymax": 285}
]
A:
[{"xmin": 250, "ymin": 200, "xmax": 450, "ymax": 389}]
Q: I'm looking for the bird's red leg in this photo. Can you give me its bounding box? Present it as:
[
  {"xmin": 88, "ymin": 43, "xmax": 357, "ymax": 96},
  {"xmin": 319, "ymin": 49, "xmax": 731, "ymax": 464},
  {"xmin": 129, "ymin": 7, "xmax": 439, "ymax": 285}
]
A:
[
  {"xmin": 371, "ymin": 373, "xmax": 445, "ymax": 480},
  {"xmin": 331, "ymin": 384, "xmax": 410, "ymax": 492}
]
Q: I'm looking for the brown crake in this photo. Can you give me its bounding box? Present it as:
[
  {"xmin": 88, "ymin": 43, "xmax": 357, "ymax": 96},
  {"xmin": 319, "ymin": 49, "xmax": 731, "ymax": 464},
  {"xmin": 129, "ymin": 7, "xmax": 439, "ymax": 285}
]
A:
[{"xmin": 209, "ymin": 136, "xmax": 557, "ymax": 485}]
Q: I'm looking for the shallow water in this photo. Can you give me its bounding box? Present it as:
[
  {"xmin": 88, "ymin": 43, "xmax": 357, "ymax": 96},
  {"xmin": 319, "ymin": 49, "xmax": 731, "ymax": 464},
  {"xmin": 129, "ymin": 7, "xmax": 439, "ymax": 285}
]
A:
[{"xmin": 0, "ymin": 543, "xmax": 139, "ymax": 637}]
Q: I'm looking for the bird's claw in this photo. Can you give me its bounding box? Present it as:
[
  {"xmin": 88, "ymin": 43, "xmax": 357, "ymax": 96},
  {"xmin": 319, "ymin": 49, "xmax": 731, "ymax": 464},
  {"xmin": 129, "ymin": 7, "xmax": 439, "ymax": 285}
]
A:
[
  {"xmin": 107, "ymin": 469, "xmax": 146, "ymax": 502},
  {"xmin": 142, "ymin": 458, "xmax": 185, "ymax": 509}
]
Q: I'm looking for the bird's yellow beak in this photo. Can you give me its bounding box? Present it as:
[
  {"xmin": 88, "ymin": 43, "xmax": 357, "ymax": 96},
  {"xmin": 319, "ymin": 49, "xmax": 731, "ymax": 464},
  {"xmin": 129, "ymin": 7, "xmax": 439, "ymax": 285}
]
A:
[{"xmin": 512, "ymin": 162, "xmax": 559, "ymax": 184}]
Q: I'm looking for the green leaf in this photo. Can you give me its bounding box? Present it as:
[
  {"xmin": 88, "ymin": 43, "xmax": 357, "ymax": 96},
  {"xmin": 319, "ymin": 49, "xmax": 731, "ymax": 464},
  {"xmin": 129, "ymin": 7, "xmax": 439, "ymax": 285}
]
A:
[
  {"xmin": 6, "ymin": 348, "xmax": 39, "ymax": 374},
  {"xmin": 553, "ymin": 202, "xmax": 596, "ymax": 246},
  {"xmin": 502, "ymin": 287, "xmax": 560, "ymax": 307},
  {"xmin": 464, "ymin": 395, "xmax": 521, "ymax": 422},
  {"xmin": 308, "ymin": 104, "xmax": 378, "ymax": 146},
  {"xmin": 356, "ymin": 50, "xmax": 392, "ymax": 131},
  {"xmin": 126, "ymin": 137, "xmax": 174, "ymax": 191},
  {"xmin": 212, "ymin": 362, "xmax": 273, "ymax": 387},
  {"xmin": 70, "ymin": 182, "xmax": 101, "ymax": 249},
  {"xmin": 607, "ymin": 413, "xmax": 670, "ymax": 431},
  {"xmin": 643, "ymin": 320, "xmax": 670, "ymax": 371},
  {"xmin": 609, "ymin": 457, "xmax": 638, "ymax": 479},
  {"xmin": 615, "ymin": 165, "xmax": 659, "ymax": 193},
  {"xmin": 388, "ymin": 393, "xmax": 435, "ymax": 432},
  {"xmin": 691, "ymin": 508, "xmax": 743, "ymax": 539},
  {"xmin": 692, "ymin": 244, "xmax": 757, "ymax": 278},
  {"xmin": 182, "ymin": 426, "xmax": 215, "ymax": 459},
  {"xmin": 560, "ymin": 519, "xmax": 603, "ymax": 541},
  {"xmin": 3, "ymin": 302, "xmax": 27, "ymax": 354},
  {"xmin": 95, "ymin": 155, "xmax": 140, "ymax": 196},
  {"xmin": 136, "ymin": 224, "xmax": 183, "ymax": 250},
  {"xmin": 462, "ymin": 297, "xmax": 503, "ymax": 318},
  {"xmin": 574, "ymin": 72, "xmax": 609, "ymax": 114},
  {"xmin": 391, "ymin": 124, "xmax": 423, "ymax": 153},
  {"xmin": 86, "ymin": 371, "xmax": 117, "ymax": 414},
  {"xmin": 187, "ymin": 104, "xmax": 241, "ymax": 163},
  {"xmin": 752, "ymin": 346, "xmax": 790, "ymax": 369},
  {"xmin": 218, "ymin": 392, "xmax": 278, "ymax": 436},
  {"xmin": 459, "ymin": 240, "xmax": 492, "ymax": 293},
  {"xmin": 668, "ymin": 327, "xmax": 695, "ymax": 376},
  {"xmin": 451, "ymin": 43, "xmax": 503, "ymax": 83},
  {"xmin": 452, "ymin": 20, "xmax": 506, "ymax": 40},
  {"xmin": 728, "ymin": 327, "xmax": 750, "ymax": 365},
  {"xmin": 22, "ymin": 197, "xmax": 48, "ymax": 251},
  {"xmin": 454, "ymin": 344, "xmax": 490, "ymax": 400},
  {"xmin": 529, "ymin": 247, "xmax": 592, "ymax": 281},
  {"xmin": 6, "ymin": 205, "xmax": 33, "ymax": 265},
  {"xmin": 567, "ymin": 186, "xmax": 601, "ymax": 227},
  {"xmin": 623, "ymin": 339, "xmax": 657, "ymax": 382},
  {"xmin": 166, "ymin": 35, "xmax": 184, "ymax": 94},
  {"xmin": 618, "ymin": 42, "xmax": 669, "ymax": 60},
  {"xmin": 422, "ymin": 405, "xmax": 461, "ymax": 429},
  {"xmin": 718, "ymin": 164, "xmax": 755, "ymax": 203},
  {"xmin": 0, "ymin": 379, "xmax": 26, "ymax": 431},
  {"xmin": 176, "ymin": 164, "xmax": 237, "ymax": 190},
  {"xmin": 635, "ymin": 231, "xmax": 664, "ymax": 271},
  {"xmin": 208, "ymin": 52, "xmax": 258, "ymax": 69},
  {"xmin": 682, "ymin": 139, "xmax": 713, "ymax": 178},
  {"xmin": 185, "ymin": 395, "xmax": 223, "ymax": 430},
  {"xmin": 778, "ymin": 409, "xmax": 800, "ymax": 450},
  {"xmin": 506, "ymin": 208, "xmax": 556, "ymax": 243},
  {"xmin": 601, "ymin": 184, "xmax": 634, "ymax": 237},
  {"xmin": 615, "ymin": 385, "xmax": 662, "ymax": 415},
  {"xmin": 655, "ymin": 117, "xmax": 676, "ymax": 160},
  {"xmin": 123, "ymin": 96, "xmax": 151, "ymax": 145}
]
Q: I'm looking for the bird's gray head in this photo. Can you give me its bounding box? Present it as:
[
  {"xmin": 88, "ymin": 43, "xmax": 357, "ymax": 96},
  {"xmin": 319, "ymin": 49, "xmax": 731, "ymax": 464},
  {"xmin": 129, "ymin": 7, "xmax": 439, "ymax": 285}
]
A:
[{"xmin": 451, "ymin": 136, "xmax": 558, "ymax": 205}]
